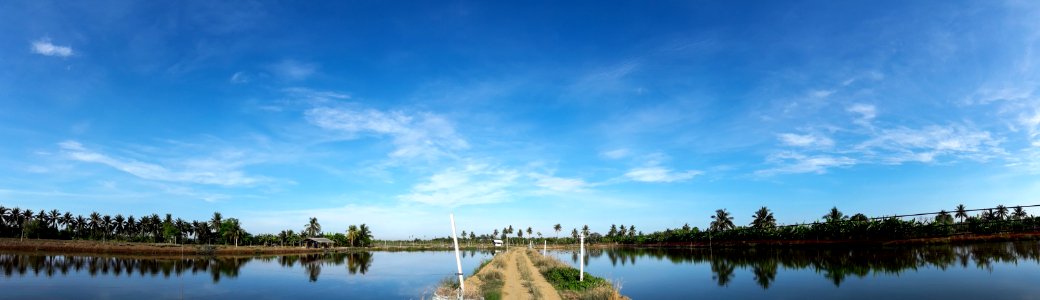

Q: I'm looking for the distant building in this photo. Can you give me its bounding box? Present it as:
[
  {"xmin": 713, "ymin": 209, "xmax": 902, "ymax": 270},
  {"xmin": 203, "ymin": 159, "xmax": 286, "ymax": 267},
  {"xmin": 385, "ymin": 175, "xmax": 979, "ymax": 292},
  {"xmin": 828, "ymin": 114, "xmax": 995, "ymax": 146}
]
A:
[
  {"xmin": 493, "ymin": 239, "xmax": 503, "ymax": 247},
  {"xmin": 303, "ymin": 237, "xmax": 335, "ymax": 249}
]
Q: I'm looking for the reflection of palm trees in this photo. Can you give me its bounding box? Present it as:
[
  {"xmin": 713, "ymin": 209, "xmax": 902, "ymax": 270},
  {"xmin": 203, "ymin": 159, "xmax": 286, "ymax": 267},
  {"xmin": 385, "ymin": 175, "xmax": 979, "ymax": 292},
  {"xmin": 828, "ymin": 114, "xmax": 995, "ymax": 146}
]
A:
[
  {"xmin": 347, "ymin": 252, "xmax": 373, "ymax": 275},
  {"xmin": 752, "ymin": 260, "xmax": 777, "ymax": 289},
  {"xmin": 710, "ymin": 260, "xmax": 735, "ymax": 286}
]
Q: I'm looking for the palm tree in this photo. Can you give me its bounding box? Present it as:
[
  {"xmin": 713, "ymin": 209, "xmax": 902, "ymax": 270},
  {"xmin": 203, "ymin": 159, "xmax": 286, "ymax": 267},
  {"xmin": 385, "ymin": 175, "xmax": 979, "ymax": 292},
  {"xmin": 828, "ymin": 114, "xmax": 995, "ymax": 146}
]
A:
[
  {"xmin": 935, "ymin": 210, "xmax": 954, "ymax": 225},
  {"xmin": 995, "ymin": 205, "xmax": 1009, "ymax": 220},
  {"xmin": 628, "ymin": 225, "xmax": 636, "ymax": 237},
  {"xmin": 304, "ymin": 217, "xmax": 321, "ymax": 237},
  {"xmin": 823, "ymin": 207, "xmax": 845, "ymax": 223},
  {"xmin": 346, "ymin": 225, "xmax": 359, "ymax": 247},
  {"xmin": 570, "ymin": 228, "xmax": 578, "ymax": 240},
  {"xmin": 1012, "ymin": 206, "xmax": 1028, "ymax": 220},
  {"xmin": 581, "ymin": 225, "xmax": 590, "ymax": 237},
  {"xmin": 711, "ymin": 209, "xmax": 735, "ymax": 231},
  {"xmin": 955, "ymin": 204, "xmax": 968, "ymax": 223},
  {"xmin": 526, "ymin": 227, "xmax": 533, "ymax": 240},
  {"xmin": 553, "ymin": 224, "xmax": 562, "ymax": 240},
  {"xmin": 750, "ymin": 207, "xmax": 776, "ymax": 229},
  {"xmin": 357, "ymin": 224, "xmax": 372, "ymax": 247},
  {"xmin": 210, "ymin": 212, "xmax": 223, "ymax": 244}
]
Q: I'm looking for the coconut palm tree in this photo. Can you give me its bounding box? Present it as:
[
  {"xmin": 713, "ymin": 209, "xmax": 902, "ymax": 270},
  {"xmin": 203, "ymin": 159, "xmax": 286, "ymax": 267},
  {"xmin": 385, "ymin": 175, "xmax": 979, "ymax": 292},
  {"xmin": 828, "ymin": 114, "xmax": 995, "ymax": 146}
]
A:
[
  {"xmin": 751, "ymin": 207, "xmax": 776, "ymax": 229},
  {"xmin": 955, "ymin": 204, "xmax": 968, "ymax": 223},
  {"xmin": 995, "ymin": 205, "xmax": 1009, "ymax": 220},
  {"xmin": 209, "ymin": 212, "xmax": 223, "ymax": 244},
  {"xmin": 346, "ymin": 225, "xmax": 359, "ymax": 247},
  {"xmin": 581, "ymin": 225, "xmax": 590, "ymax": 237},
  {"xmin": 571, "ymin": 228, "xmax": 578, "ymax": 240},
  {"xmin": 628, "ymin": 225, "xmax": 636, "ymax": 237},
  {"xmin": 304, "ymin": 217, "xmax": 321, "ymax": 237},
  {"xmin": 553, "ymin": 224, "xmax": 562, "ymax": 240},
  {"xmin": 711, "ymin": 209, "xmax": 735, "ymax": 231},
  {"xmin": 357, "ymin": 224, "xmax": 372, "ymax": 247},
  {"xmin": 823, "ymin": 207, "xmax": 845, "ymax": 223},
  {"xmin": 1012, "ymin": 206, "xmax": 1028, "ymax": 220},
  {"xmin": 935, "ymin": 210, "xmax": 954, "ymax": 225}
]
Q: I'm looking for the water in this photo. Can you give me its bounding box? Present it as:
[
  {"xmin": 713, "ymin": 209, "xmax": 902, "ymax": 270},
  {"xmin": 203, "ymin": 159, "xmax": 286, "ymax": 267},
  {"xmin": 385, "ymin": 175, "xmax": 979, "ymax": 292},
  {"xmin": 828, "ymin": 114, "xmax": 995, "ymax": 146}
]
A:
[
  {"xmin": 2, "ymin": 242, "xmax": 1039, "ymax": 299},
  {"xmin": 0, "ymin": 250, "xmax": 493, "ymax": 299},
  {"xmin": 546, "ymin": 241, "xmax": 1040, "ymax": 299}
]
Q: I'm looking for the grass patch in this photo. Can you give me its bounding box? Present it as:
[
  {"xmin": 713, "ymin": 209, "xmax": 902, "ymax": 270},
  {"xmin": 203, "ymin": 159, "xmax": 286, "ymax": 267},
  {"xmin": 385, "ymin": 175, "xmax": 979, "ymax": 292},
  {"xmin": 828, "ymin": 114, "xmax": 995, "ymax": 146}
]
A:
[
  {"xmin": 543, "ymin": 267, "xmax": 606, "ymax": 291},
  {"xmin": 478, "ymin": 270, "xmax": 504, "ymax": 300}
]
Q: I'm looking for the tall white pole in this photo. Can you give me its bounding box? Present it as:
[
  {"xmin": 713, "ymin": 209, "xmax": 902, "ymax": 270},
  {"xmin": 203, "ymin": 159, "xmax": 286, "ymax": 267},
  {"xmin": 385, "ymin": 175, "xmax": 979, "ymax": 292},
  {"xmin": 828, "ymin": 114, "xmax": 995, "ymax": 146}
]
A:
[
  {"xmin": 579, "ymin": 233, "xmax": 585, "ymax": 282},
  {"xmin": 543, "ymin": 240, "xmax": 546, "ymax": 255},
  {"xmin": 450, "ymin": 214, "xmax": 465, "ymax": 299}
]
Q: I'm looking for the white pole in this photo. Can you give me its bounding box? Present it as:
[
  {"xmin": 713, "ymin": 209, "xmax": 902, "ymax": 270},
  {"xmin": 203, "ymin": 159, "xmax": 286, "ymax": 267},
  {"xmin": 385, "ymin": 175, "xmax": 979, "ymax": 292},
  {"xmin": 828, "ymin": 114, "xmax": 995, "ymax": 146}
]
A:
[
  {"xmin": 543, "ymin": 240, "xmax": 546, "ymax": 255},
  {"xmin": 450, "ymin": 214, "xmax": 465, "ymax": 299},
  {"xmin": 579, "ymin": 233, "xmax": 585, "ymax": 282}
]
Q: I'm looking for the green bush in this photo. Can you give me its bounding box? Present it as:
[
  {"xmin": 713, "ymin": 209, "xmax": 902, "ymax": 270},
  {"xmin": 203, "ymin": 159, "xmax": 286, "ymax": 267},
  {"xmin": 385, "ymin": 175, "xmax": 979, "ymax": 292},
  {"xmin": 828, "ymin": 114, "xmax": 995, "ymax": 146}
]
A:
[{"xmin": 543, "ymin": 267, "xmax": 606, "ymax": 291}]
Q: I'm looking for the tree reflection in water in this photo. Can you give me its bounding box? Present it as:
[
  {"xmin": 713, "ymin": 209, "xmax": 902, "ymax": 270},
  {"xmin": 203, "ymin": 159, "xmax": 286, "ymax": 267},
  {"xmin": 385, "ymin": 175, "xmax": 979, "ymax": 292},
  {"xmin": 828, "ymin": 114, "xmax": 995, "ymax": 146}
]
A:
[
  {"xmin": 0, "ymin": 251, "xmax": 375, "ymax": 283},
  {"xmin": 562, "ymin": 241, "xmax": 1040, "ymax": 288}
]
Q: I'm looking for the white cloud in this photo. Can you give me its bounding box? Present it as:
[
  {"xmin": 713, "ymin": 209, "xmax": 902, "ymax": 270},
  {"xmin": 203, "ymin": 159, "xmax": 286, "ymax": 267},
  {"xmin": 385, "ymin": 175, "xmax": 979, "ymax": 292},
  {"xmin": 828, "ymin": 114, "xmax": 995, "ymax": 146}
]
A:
[
  {"xmin": 857, "ymin": 125, "xmax": 1003, "ymax": 164},
  {"xmin": 601, "ymin": 148, "xmax": 630, "ymax": 159},
  {"xmin": 778, "ymin": 133, "xmax": 834, "ymax": 148},
  {"xmin": 530, "ymin": 173, "xmax": 589, "ymax": 192},
  {"xmin": 305, "ymin": 106, "xmax": 468, "ymax": 159},
  {"xmin": 625, "ymin": 166, "xmax": 702, "ymax": 183},
  {"xmin": 230, "ymin": 71, "xmax": 249, "ymax": 83},
  {"xmin": 269, "ymin": 59, "xmax": 316, "ymax": 80},
  {"xmin": 757, "ymin": 152, "xmax": 856, "ymax": 175},
  {"xmin": 847, "ymin": 103, "xmax": 876, "ymax": 126},
  {"xmin": 809, "ymin": 89, "xmax": 834, "ymax": 99},
  {"xmin": 31, "ymin": 38, "xmax": 73, "ymax": 57},
  {"xmin": 58, "ymin": 140, "xmax": 266, "ymax": 186},
  {"xmin": 399, "ymin": 164, "xmax": 519, "ymax": 207}
]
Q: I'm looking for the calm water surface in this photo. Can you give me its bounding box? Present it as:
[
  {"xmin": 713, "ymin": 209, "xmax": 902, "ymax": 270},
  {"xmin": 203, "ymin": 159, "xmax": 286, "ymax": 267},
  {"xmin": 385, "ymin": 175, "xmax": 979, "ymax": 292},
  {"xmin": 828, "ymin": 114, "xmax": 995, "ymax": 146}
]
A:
[
  {"xmin": 547, "ymin": 241, "xmax": 1040, "ymax": 299},
  {"xmin": 2, "ymin": 241, "xmax": 1039, "ymax": 299},
  {"xmin": 0, "ymin": 250, "xmax": 492, "ymax": 299}
]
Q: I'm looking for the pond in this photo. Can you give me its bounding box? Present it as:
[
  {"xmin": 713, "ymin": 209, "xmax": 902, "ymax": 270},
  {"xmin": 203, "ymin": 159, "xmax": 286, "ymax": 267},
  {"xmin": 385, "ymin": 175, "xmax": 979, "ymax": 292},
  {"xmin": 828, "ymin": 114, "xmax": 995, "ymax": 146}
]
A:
[
  {"xmin": 0, "ymin": 250, "xmax": 493, "ymax": 299},
  {"xmin": 546, "ymin": 241, "xmax": 1040, "ymax": 299},
  {"xmin": 2, "ymin": 241, "xmax": 1039, "ymax": 299}
]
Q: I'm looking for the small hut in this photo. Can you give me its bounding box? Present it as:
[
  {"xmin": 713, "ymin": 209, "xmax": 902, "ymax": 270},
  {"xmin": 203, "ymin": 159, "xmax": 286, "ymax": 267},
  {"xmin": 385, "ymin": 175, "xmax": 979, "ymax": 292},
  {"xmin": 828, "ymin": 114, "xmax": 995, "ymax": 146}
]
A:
[
  {"xmin": 493, "ymin": 239, "xmax": 504, "ymax": 247},
  {"xmin": 303, "ymin": 237, "xmax": 335, "ymax": 249}
]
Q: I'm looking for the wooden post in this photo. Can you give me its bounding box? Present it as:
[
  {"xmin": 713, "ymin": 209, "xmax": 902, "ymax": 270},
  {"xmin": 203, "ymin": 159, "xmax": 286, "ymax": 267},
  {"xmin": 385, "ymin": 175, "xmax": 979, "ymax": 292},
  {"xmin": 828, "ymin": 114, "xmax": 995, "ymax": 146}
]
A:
[{"xmin": 450, "ymin": 214, "xmax": 465, "ymax": 300}]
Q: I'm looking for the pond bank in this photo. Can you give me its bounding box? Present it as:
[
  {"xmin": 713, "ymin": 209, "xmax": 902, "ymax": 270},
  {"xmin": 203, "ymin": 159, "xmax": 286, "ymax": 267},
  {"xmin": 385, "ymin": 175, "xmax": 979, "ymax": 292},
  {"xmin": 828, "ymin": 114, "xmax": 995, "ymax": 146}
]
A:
[
  {"xmin": 0, "ymin": 238, "xmax": 353, "ymax": 255},
  {"xmin": 439, "ymin": 248, "xmax": 626, "ymax": 300}
]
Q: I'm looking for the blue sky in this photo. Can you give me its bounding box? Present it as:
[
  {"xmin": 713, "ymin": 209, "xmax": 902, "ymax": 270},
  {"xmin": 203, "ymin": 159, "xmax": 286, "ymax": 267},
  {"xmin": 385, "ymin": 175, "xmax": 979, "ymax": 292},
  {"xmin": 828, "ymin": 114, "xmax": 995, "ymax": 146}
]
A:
[{"xmin": 2, "ymin": 1, "xmax": 1040, "ymax": 239}]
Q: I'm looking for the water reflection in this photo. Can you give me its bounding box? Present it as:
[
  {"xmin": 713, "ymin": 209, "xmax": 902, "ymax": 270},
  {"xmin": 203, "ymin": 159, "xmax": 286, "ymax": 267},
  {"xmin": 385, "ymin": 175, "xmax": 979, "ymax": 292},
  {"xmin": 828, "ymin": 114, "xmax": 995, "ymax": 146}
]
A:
[
  {"xmin": 0, "ymin": 251, "xmax": 377, "ymax": 283},
  {"xmin": 562, "ymin": 241, "xmax": 1040, "ymax": 288}
]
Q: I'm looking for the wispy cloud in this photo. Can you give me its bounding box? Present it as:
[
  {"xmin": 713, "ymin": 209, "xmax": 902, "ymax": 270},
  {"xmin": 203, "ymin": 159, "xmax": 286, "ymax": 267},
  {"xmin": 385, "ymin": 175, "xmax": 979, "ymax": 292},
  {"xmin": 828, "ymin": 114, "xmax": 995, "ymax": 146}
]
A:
[
  {"xmin": 530, "ymin": 173, "xmax": 589, "ymax": 192},
  {"xmin": 399, "ymin": 164, "xmax": 519, "ymax": 207},
  {"xmin": 269, "ymin": 59, "xmax": 317, "ymax": 81},
  {"xmin": 625, "ymin": 166, "xmax": 702, "ymax": 183},
  {"xmin": 601, "ymin": 148, "xmax": 630, "ymax": 159},
  {"xmin": 230, "ymin": 71, "xmax": 249, "ymax": 83},
  {"xmin": 778, "ymin": 133, "xmax": 834, "ymax": 148},
  {"xmin": 857, "ymin": 125, "xmax": 1003, "ymax": 164},
  {"xmin": 847, "ymin": 103, "xmax": 876, "ymax": 126},
  {"xmin": 305, "ymin": 106, "xmax": 468, "ymax": 160},
  {"xmin": 757, "ymin": 152, "xmax": 856, "ymax": 175},
  {"xmin": 31, "ymin": 38, "xmax": 73, "ymax": 57},
  {"xmin": 58, "ymin": 141, "xmax": 266, "ymax": 186}
]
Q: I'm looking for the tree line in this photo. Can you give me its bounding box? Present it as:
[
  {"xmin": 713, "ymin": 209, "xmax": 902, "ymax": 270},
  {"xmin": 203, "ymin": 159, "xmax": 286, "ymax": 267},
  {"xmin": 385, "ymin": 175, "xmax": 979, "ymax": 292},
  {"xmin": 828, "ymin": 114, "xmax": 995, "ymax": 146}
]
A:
[
  {"xmin": 444, "ymin": 204, "xmax": 1038, "ymax": 246},
  {"xmin": 0, "ymin": 205, "xmax": 373, "ymax": 247}
]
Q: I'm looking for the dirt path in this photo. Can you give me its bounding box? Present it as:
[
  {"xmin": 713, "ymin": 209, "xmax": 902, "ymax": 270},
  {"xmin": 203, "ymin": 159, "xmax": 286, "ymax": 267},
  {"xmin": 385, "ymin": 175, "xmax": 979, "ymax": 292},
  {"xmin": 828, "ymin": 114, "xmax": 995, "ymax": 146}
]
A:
[
  {"xmin": 517, "ymin": 250, "xmax": 562, "ymax": 300},
  {"xmin": 499, "ymin": 250, "xmax": 527, "ymax": 299},
  {"xmin": 465, "ymin": 249, "xmax": 561, "ymax": 300}
]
